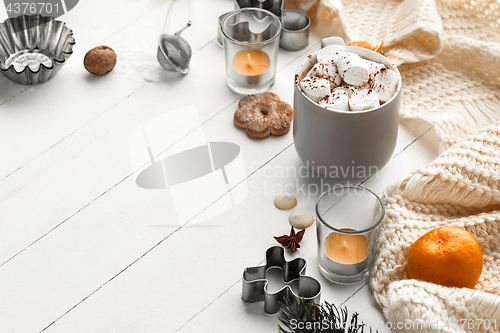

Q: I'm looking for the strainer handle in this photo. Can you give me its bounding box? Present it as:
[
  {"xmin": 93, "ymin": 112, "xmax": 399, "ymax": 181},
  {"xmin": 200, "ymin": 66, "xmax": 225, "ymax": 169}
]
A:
[
  {"xmin": 163, "ymin": 0, "xmax": 176, "ymax": 34},
  {"xmin": 175, "ymin": 0, "xmax": 192, "ymax": 36}
]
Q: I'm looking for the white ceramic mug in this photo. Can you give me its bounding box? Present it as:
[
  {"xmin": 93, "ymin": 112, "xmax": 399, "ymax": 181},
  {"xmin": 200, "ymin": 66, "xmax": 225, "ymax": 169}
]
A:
[{"xmin": 293, "ymin": 38, "xmax": 402, "ymax": 180}]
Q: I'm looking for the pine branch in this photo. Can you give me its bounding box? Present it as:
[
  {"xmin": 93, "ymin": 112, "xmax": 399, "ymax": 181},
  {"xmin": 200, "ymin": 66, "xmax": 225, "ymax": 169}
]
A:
[{"xmin": 278, "ymin": 298, "xmax": 376, "ymax": 333}]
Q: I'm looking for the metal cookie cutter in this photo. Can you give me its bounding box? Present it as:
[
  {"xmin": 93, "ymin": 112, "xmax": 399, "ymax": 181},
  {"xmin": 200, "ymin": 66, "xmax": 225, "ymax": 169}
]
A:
[
  {"xmin": 217, "ymin": 0, "xmax": 310, "ymax": 51},
  {"xmin": 242, "ymin": 246, "xmax": 321, "ymax": 315},
  {"xmin": 280, "ymin": 9, "xmax": 310, "ymax": 51},
  {"xmin": 236, "ymin": 0, "xmax": 283, "ymax": 18},
  {"xmin": 221, "ymin": 9, "xmax": 280, "ymax": 45}
]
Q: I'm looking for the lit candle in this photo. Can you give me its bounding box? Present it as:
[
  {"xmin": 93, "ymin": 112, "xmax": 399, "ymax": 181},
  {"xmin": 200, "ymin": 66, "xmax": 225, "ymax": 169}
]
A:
[
  {"xmin": 222, "ymin": 8, "xmax": 281, "ymax": 94},
  {"xmin": 325, "ymin": 229, "xmax": 368, "ymax": 264},
  {"xmin": 232, "ymin": 49, "xmax": 270, "ymax": 76}
]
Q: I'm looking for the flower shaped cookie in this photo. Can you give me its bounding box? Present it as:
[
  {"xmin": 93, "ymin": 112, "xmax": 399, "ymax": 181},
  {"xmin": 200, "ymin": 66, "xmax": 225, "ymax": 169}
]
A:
[{"xmin": 234, "ymin": 92, "xmax": 293, "ymax": 139}]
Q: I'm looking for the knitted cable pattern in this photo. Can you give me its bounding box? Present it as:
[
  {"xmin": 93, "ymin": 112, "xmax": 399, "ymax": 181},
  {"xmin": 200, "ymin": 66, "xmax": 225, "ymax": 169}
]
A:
[
  {"xmin": 372, "ymin": 124, "xmax": 500, "ymax": 332},
  {"xmin": 285, "ymin": 0, "xmax": 500, "ymax": 331}
]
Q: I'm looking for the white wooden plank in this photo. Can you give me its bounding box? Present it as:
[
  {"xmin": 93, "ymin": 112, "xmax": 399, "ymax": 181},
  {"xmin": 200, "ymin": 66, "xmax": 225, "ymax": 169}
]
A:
[
  {"xmin": 0, "ymin": 37, "xmax": 434, "ymax": 269},
  {"xmin": 36, "ymin": 164, "xmax": 360, "ymax": 332},
  {"xmin": 175, "ymin": 259, "xmax": 371, "ymax": 332},
  {"xmin": 0, "ymin": 0, "xmax": 166, "ymax": 103},
  {"xmin": 31, "ymin": 126, "xmax": 438, "ymax": 333},
  {"xmin": 0, "ymin": 84, "xmax": 436, "ymax": 332},
  {"xmin": 0, "ymin": 121, "xmax": 435, "ymax": 333},
  {"xmin": 0, "ymin": 0, "xmax": 341, "ymax": 185},
  {"xmin": 0, "ymin": 30, "xmax": 333, "ymax": 332},
  {"xmin": 0, "ymin": 1, "xmax": 441, "ymax": 330},
  {"xmin": 363, "ymin": 123, "xmax": 439, "ymax": 194},
  {"xmin": 342, "ymin": 285, "xmax": 392, "ymax": 333},
  {"xmin": 0, "ymin": 22, "xmax": 332, "ymax": 264},
  {"xmin": 0, "ymin": 0, "xmax": 232, "ymax": 180}
]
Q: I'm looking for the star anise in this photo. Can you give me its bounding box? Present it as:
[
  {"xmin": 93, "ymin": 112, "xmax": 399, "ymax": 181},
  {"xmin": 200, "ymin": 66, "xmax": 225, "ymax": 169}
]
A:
[{"xmin": 274, "ymin": 227, "xmax": 305, "ymax": 253}]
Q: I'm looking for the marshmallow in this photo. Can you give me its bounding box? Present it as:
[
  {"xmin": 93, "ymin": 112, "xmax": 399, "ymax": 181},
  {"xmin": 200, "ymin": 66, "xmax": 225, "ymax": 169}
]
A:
[
  {"xmin": 339, "ymin": 81, "xmax": 371, "ymax": 97},
  {"xmin": 319, "ymin": 89, "xmax": 350, "ymax": 111},
  {"xmin": 307, "ymin": 62, "xmax": 342, "ymax": 88},
  {"xmin": 337, "ymin": 53, "xmax": 369, "ymax": 87},
  {"xmin": 364, "ymin": 59, "xmax": 387, "ymax": 76},
  {"xmin": 300, "ymin": 77, "xmax": 330, "ymax": 102},
  {"xmin": 317, "ymin": 45, "xmax": 346, "ymax": 64},
  {"xmin": 338, "ymin": 85, "xmax": 355, "ymax": 97},
  {"xmin": 372, "ymin": 68, "xmax": 399, "ymax": 103},
  {"xmin": 349, "ymin": 89, "xmax": 380, "ymax": 111}
]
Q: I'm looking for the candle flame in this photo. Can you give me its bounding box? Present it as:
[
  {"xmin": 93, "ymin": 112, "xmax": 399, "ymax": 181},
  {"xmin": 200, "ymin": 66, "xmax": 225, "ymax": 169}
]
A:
[{"xmin": 247, "ymin": 53, "xmax": 254, "ymax": 69}]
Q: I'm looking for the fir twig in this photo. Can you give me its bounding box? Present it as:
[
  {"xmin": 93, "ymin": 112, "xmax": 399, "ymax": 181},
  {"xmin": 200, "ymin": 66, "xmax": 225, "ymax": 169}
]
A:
[{"xmin": 278, "ymin": 298, "xmax": 376, "ymax": 333}]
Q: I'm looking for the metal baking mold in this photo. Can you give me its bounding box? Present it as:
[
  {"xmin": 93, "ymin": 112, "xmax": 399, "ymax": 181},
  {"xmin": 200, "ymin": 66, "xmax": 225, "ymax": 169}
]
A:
[
  {"xmin": 279, "ymin": 10, "xmax": 310, "ymax": 51},
  {"xmin": 218, "ymin": 0, "xmax": 310, "ymax": 51},
  {"xmin": 242, "ymin": 246, "xmax": 321, "ymax": 315},
  {"xmin": 221, "ymin": 9, "xmax": 280, "ymax": 45},
  {"xmin": 235, "ymin": 0, "xmax": 283, "ymax": 18},
  {"xmin": 0, "ymin": 15, "xmax": 75, "ymax": 85}
]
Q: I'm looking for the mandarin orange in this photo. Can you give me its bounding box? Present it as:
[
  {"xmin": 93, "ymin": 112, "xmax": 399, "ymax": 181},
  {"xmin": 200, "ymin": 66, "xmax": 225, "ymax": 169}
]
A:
[
  {"xmin": 346, "ymin": 41, "xmax": 384, "ymax": 54},
  {"xmin": 407, "ymin": 226, "xmax": 483, "ymax": 289},
  {"xmin": 346, "ymin": 41, "xmax": 376, "ymax": 50}
]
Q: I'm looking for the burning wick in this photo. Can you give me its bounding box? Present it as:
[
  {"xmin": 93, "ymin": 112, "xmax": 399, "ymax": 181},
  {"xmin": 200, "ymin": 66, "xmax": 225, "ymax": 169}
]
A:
[
  {"xmin": 325, "ymin": 229, "xmax": 368, "ymax": 264},
  {"xmin": 232, "ymin": 49, "xmax": 270, "ymax": 76}
]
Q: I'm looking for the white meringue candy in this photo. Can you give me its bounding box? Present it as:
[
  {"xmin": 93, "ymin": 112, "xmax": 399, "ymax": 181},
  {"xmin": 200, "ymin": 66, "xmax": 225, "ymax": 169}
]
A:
[
  {"xmin": 307, "ymin": 62, "xmax": 342, "ymax": 88},
  {"xmin": 364, "ymin": 59, "xmax": 386, "ymax": 76},
  {"xmin": 274, "ymin": 193, "xmax": 297, "ymax": 210},
  {"xmin": 300, "ymin": 76, "xmax": 330, "ymax": 102},
  {"xmin": 289, "ymin": 209, "xmax": 314, "ymax": 229},
  {"xmin": 319, "ymin": 89, "xmax": 350, "ymax": 111},
  {"xmin": 337, "ymin": 53, "xmax": 369, "ymax": 87},
  {"xmin": 349, "ymin": 89, "xmax": 380, "ymax": 111},
  {"xmin": 317, "ymin": 45, "xmax": 346, "ymax": 64},
  {"xmin": 372, "ymin": 68, "xmax": 399, "ymax": 103}
]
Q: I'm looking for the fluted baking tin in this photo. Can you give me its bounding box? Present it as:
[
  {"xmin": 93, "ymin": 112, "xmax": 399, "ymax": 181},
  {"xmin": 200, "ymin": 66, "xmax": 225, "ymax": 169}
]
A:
[{"xmin": 0, "ymin": 15, "xmax": 75, "ymax": 85}]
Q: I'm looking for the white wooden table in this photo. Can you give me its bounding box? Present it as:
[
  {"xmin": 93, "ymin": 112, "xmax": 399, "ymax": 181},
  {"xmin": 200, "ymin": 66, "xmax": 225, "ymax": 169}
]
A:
[{"xmin": 0, "ymin": 1, "xmax": 439, "ymax": 332}]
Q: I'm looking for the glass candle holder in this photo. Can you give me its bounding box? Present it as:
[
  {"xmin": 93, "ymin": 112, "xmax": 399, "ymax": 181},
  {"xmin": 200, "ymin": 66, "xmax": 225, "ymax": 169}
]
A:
[
  {"xmin": 316, "ymin": 185, "xmax": 384, "ymax": 285},
  {"xmin": 221, "ymin": 8, "xmax": 281, "ymax": 95}
]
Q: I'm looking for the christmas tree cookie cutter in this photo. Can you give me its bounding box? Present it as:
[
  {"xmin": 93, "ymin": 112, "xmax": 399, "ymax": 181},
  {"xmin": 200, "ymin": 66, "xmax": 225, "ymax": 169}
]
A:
[{"xmin": 242, "ymin": 246, "xmax": 321, "ymax": 315}]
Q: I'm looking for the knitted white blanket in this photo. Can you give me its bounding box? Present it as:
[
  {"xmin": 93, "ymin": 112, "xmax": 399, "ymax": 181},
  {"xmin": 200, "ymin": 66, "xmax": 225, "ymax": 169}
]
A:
[{"xmin": 285, "ymin": 0, "xmax": 500, "ymax": 331}]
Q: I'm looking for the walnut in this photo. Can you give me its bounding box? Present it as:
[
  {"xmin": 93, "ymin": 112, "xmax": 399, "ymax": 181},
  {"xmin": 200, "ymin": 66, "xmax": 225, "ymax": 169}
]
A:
[{"xmin": 84, "ymin": 46, "xmax": 117, "ymax": 76}]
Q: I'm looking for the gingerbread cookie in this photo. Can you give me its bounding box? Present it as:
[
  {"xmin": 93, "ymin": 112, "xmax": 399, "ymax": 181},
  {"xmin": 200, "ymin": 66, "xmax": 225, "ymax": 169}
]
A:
[{"xmin": 234, "ymin": 92, "xmax": 293, "ymax": 139}]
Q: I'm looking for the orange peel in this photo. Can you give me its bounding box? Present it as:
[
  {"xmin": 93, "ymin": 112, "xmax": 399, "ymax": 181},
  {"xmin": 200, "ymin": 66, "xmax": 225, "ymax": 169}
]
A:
[{"xmin": 346, "ymin": 40, "xmax": 384, "ymax": 54}]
